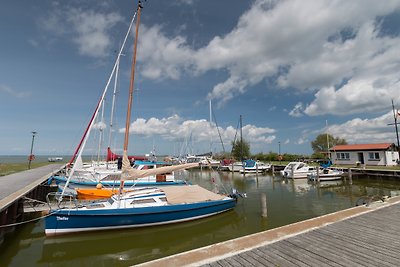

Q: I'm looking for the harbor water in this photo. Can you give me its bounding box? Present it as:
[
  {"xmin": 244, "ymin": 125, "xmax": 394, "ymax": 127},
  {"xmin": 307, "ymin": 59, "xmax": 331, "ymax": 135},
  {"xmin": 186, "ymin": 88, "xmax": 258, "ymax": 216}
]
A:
[{"xmin": 1, "ymin": 167, "xmax": 400, "ymax": 266}]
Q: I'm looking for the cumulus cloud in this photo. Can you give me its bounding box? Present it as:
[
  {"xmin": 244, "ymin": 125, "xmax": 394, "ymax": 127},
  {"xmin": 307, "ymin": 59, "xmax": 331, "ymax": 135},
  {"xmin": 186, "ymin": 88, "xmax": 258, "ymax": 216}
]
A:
[
  {"xmin": 39, "ymin": 0, "xmax": 400, "ymax": 116},
  {"xmin": 136, "ymin": 0, "xmax": 400, "ymax": 114},
  {"xmin": 39, "ymin": 3, "xmax": 123, "ymax": 58},
  {"xmin": 326, "ymin": 111, "xmax": 399, "ymax": 144},
  {"xmin": 137, "ymin": 25, "xmax": 195, "ymax": 80},
  {"xmin": 118, "ymin": 114, "xmax": 276, "ymax": 146}
]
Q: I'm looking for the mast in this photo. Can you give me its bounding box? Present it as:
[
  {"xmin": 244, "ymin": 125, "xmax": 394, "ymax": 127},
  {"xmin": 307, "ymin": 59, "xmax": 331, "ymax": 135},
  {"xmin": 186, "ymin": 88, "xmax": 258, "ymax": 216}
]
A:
[
  {"xmin": 326, "ymin": 119, "xmax": 330, "ymax": 158},
  {"xmin": 240, "ymin": 115, "xmax": 243, "ymax": 162},
  {"xmin": 209, "ymin": 99, "xmax": 213, "ymax": 154},
  {"xmin": 107, "ymin": 55, "xmax": 121, "ymax": 154},
  {"xmin": 97, "ymin": 98, "xmax": 106, "ymax": 163},
  {"xmin": 391, "ymin": 99, "xmax": 400, "ymax": 153},
  {"xmin": 122, "ymin": 1, "xmax": 142, "ymax": 173}
]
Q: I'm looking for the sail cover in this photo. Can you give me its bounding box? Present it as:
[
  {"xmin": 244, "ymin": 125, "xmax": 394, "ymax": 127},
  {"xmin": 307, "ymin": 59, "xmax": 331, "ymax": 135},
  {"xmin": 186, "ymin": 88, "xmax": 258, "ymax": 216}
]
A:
[
  {"xmin": 121, "ymin": 151, "xmax": 199, "ymax": 180},
  {"xmin": 161, "ymin": 185, "xmax": 225, "ymax": 204}
]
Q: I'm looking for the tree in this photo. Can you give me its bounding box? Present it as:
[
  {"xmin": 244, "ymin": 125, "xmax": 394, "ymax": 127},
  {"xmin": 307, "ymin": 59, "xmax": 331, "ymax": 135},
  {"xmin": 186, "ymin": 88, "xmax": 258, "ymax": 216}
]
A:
[
  {"xmin": 231, "ymin": 139, "xmax": 250, "ymax": 160},
  {"xmin": 311, "ymin": 134, "xmax": 347, "ymax": 155}
]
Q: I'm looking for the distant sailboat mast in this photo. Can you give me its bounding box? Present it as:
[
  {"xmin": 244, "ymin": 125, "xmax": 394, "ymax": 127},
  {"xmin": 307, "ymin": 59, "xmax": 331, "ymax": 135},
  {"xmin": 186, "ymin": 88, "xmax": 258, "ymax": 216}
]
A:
[
  {"xmin": 209, "ymin": 99, "xmax": 213, "ymax": 154},
  {"xmin": 326, "ymin": 119, "xmax": 330, "ymax": 157}
]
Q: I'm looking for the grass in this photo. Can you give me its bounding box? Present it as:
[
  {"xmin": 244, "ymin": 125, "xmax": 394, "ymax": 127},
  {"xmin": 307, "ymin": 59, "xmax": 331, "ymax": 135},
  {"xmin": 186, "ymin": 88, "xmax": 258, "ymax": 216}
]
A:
[{"xmin": 0, "ymin": 162, "xmax": 57, "ymax": 176}]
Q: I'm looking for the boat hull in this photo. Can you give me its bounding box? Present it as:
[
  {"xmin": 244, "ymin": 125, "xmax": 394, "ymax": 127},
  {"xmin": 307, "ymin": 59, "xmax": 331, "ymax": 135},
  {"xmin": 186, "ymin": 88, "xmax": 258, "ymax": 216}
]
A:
[
  {"xmin": 45, "ymin": 199, "xmax": 236, "ymax": 236},
  {"xmin": 49, "ymin": 175, "xmax": 187, "ymax": 188}
]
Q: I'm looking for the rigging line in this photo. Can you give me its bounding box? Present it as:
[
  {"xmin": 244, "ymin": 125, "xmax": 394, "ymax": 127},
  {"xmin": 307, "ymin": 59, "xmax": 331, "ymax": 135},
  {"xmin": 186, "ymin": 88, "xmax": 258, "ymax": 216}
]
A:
[
  {"xmin": 212, "ymin": 107, "xmax": 226, "ymax": 153},
  {"xmin": 231, "ymin": 117, "xmax": 241, "ymax": 154},
  {"xmin": 204, "ymin": 160, "xmax": 230, "ymax": 194}
]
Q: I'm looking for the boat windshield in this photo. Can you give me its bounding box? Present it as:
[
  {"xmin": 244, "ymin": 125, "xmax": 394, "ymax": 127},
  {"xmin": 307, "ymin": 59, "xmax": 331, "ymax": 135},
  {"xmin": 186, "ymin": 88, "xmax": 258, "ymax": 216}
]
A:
[{"xmin": 108, "ymin": 198, "xmax": 115, "ymax": 205}]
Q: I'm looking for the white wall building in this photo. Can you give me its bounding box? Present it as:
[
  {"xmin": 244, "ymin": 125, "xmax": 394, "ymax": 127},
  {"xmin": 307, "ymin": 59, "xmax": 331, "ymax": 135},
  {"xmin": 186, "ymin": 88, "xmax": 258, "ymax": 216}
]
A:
[{"xmin": 330, "ymin": 143, "xmax": 399, "ymax": 166}]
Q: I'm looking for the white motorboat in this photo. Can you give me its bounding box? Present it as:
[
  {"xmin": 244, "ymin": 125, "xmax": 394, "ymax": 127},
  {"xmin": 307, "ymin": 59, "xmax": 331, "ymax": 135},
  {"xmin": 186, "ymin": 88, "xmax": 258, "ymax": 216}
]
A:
[
  {"xmin": 307, "ymin": 168, "xmax": 344, "ymax": 181},
  {"xmin": 239, "ymin": 159, "xmax": 271, "ymax": 174},
  {"xmin": 227, "ymin": 162, "xmax": 244, "ymax": 172},
  {"xmin": 280, "ymin": 162, "xmax": 318, "ymax": 179}
]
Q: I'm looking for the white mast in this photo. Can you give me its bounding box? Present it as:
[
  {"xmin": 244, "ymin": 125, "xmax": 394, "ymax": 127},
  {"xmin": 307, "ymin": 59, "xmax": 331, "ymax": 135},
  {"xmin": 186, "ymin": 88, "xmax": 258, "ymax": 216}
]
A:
[
  {"xmin": 326, "ymin": 120, "xmax": 330, "ymax": 157},
  {"xmin": 209, "ymin": 99, "xmax": 213, "ymax": 154},
  {"xmin": 97, "ymin": 98, "xmax": 106, "ymax": 163},
  {"xmin": 108, "ymin": 55, "xmax": 121, "ymax": 151}
]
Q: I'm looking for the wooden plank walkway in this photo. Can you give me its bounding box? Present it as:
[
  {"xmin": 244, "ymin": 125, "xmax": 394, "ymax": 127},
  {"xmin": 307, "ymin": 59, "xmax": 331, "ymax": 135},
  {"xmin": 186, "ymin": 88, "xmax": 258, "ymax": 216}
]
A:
[
  {"xmin": 137, "ymin": 196, "xmax": 400, "ymax": 267},
  {"xmin": 0, "ymin": 164, "xmax": 63, "ymax": 211}
]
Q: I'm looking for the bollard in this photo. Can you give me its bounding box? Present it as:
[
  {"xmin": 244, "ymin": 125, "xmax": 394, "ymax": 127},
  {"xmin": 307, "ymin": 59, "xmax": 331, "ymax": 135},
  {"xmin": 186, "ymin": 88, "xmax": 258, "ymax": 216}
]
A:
[{"xmin": 261, "ymin": 193, "xmax": 267, "ymax": 217}]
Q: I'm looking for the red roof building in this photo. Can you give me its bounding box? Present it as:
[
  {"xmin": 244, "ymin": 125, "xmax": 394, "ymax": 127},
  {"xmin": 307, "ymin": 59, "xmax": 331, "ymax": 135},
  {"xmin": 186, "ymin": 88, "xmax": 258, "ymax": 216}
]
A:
[
  {"xmin": 330, "ymin": 143, "xmax": 394, "ymax": 151},
  {"xmin": 329, "ymin": 143, "xmax": 399, "ymax": 166}
]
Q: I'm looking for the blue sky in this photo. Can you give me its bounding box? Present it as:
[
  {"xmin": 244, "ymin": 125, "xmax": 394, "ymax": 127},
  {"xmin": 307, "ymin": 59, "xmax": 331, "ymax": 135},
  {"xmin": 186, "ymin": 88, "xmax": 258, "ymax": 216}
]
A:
[{"xmin": 1, "ymin": 0, "xmax": 400, "ymax": 157}]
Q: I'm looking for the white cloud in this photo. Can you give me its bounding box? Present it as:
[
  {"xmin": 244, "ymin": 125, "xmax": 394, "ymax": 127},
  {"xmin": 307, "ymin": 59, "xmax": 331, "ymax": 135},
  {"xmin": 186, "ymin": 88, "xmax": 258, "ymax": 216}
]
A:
[
  {"xmin": 39, "ymin": 4, "xmax": 123, "ymax": 58},
  {"xmin": 118, "ymin": 114, "xmax": 276, "ymax": 146},
  {"xmin": 295, "ymin": 137, "xmax": 308, "ymax": 145},
  {"xmin": 289, "ymin": 102, "xmax": 304, "ymax": 117},
  {"xmin": 0, "ymin": 84, "xmax": 31, "ymax": 98},
  {"xmin": 138, "ymin": 25, "xmax": 194, "ymax": 80},
  {"xmin": 284, "ymin": 139, "xmax": 290, "ymax": 145},
  {"xmin": 38, "ymin": 0, "xmax": 400, "ymax": 117},
  {"xmin": 92, "ymin": 121, "xmax": 107, "ymax": 130},
  {"xmin": 67, "ymin": 8, "xmax": 123, "ymax": 58},
  {"xmin": 327, "ymin": 111, "xmax": 398, "ymax": 144},
  {"xmin": 136, "ymin": 0, "xmax": 400, "ymax": 115}
]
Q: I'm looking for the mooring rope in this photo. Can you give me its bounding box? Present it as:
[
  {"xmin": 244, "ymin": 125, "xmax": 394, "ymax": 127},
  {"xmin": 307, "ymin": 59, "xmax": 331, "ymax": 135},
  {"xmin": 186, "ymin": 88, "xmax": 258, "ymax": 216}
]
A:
[{"xmin": 0, "ymin": 209, "xmax": 61, "ymax": 228}]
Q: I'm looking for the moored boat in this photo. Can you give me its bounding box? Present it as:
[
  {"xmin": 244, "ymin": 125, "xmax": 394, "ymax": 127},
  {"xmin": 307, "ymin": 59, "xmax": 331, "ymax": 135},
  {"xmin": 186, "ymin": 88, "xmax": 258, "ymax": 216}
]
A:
[
  {"xmin": 239, "ymin": 159, "xmax": 271, "ymax": 174},
  {"xmin": 280, "ymin": 162, "xmax": 318, "ymax": 179},
  {"xmin": 45, "ymin": 185, "xmax": 238, "ymax": 236},
  {"xmin": 307, "ymin": 168, "xmax": 344, "ymax": 181}
]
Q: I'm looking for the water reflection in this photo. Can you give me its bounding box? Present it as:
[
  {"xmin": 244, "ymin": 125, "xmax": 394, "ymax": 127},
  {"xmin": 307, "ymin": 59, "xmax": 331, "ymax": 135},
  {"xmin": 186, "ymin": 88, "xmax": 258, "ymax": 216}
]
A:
[{"xmin": 1, "ymin": 170, "xmax": 400, "ymax": 267}]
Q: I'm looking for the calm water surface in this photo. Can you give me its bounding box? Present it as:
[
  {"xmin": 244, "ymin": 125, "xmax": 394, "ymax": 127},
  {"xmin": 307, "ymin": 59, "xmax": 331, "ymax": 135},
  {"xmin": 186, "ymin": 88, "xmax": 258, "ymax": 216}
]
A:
[{"xmin": 1, "ymin": 169, "xmax": 400, "ymax": 266}]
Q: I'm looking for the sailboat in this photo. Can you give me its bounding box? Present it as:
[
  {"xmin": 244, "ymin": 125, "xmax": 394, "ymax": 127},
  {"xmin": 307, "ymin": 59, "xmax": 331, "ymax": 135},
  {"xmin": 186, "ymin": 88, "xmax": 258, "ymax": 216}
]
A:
[
  {"xmin": 45, "ymin": 1, "xmax": 240, "ymax": 236},
  {"xmin": 47, "ymin": 15, "xmax": 185, "ymax": 189}
]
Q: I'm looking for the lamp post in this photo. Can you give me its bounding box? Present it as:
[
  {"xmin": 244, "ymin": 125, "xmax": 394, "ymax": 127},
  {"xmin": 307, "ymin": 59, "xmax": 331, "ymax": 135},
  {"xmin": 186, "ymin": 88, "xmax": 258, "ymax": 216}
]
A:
[
  {"xmin": 28, "ymin": 131, "xmax": 37, "ymax": 169},
  {"xmin": 278, "ymin": 141, "xmax": 281, "ymax": 164}
]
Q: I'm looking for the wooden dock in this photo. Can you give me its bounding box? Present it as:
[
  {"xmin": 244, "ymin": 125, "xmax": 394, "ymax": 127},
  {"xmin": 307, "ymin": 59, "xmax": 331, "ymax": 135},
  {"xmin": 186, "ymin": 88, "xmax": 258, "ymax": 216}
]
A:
[
  {"xmin": 0, "ymin": 164, "xmax": 63, "ymax": 209},
  {"xmin": 137, "ymin": 196, "xmax": 400, "ymax": 267},
  {"xmin": 0, "ymin": 164, "xmax": 63, "ymax": 244}
]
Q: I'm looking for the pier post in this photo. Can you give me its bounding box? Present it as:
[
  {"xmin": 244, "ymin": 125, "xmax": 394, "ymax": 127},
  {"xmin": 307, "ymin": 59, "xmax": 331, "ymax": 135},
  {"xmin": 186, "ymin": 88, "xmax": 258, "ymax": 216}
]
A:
[
  {"xmin": 316, "ymin": 167, "xmax": 320, "ymax": 183},
  {"xmin": 291, "ymin": 165, "xmax": 295, "ymax": 178},
  {"xmin": 261, "ymin": 193, "xmax": 267, "ymax": 217},
  {"xmin": 348, "ymin": 168, "xmax": 352, "ymax": 185},
  {"xmin": 272, "ymin": 165, "xmax": 275, "ymax": 178}
]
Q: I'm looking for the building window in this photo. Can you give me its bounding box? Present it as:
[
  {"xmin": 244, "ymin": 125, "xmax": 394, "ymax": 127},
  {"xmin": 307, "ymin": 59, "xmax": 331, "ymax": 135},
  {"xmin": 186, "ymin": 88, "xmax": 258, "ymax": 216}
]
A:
[
  {"xmin": 368, "ymin": 152, "xmax": 380, "ymax": 160},
  {"xmin": 336, "ymin": 152, "xmax": 350, "ymax": 160}
]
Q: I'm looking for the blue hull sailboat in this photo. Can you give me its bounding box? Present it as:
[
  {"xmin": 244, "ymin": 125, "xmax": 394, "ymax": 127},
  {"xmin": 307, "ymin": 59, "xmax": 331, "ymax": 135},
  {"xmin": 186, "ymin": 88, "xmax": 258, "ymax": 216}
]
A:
[
  {"xmin": 45, "ymin": 1, "xmax": 240, "ymax": 236},
  {"xmin": 45, "ymin": 185, "xmax": 237, "ymax": 235}
]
